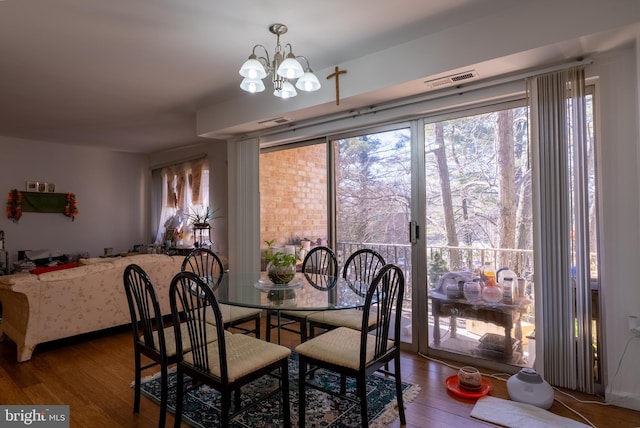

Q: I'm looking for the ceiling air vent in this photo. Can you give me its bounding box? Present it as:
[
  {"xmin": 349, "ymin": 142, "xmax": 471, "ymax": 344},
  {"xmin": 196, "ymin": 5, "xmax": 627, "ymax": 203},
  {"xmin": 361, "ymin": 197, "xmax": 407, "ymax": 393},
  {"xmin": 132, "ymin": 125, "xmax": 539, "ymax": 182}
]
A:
[
  {"xmin": 258, "ymin": 117, "xmax": 292, "ymax": 126},
  {"xmin": 424, "ymin": 70, "xmax": 478, "ymax": 89}
]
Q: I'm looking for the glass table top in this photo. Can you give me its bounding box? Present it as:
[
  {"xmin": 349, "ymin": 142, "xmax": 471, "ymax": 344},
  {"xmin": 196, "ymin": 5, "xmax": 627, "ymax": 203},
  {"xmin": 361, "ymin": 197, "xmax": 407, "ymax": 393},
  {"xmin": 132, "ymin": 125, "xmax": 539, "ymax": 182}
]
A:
[{"xmin": 214, "ymin": 271, "xmax": 368, "ymax": 311}]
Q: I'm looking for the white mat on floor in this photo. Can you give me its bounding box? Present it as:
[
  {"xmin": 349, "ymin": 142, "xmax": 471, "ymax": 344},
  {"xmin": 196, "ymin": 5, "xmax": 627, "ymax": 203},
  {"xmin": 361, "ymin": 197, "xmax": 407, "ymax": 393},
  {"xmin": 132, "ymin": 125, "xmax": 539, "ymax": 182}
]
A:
[{"xmin": 471, "ymin": 396, "xmax": 590, "ymax": 428}]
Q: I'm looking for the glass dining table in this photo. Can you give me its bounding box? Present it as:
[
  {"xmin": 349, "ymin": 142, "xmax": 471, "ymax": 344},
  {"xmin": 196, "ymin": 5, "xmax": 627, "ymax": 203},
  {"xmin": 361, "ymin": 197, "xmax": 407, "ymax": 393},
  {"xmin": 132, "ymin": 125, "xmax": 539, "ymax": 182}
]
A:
[{"xmin": 214, "ymin": 271, "xmax": 369, "ymax": 344}]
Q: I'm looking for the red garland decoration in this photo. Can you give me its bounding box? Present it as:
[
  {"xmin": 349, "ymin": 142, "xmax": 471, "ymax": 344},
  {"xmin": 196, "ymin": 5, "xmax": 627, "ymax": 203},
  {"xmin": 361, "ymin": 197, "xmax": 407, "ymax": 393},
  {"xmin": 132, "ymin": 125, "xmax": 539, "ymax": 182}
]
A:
[
  {"xmin": 6, "ymin": 189, "xmax": 23, "ymax": 222},
  {"xmin": 64, "ymin": 193, "xmax": 78, "ymax": 221}
]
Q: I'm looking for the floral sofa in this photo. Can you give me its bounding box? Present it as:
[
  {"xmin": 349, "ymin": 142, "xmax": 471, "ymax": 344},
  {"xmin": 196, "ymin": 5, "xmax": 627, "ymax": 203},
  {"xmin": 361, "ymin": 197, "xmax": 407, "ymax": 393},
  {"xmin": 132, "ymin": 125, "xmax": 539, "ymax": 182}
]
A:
[{"xmin": 0, "ymin": 253, "xmax": 184, "ymax": 362}]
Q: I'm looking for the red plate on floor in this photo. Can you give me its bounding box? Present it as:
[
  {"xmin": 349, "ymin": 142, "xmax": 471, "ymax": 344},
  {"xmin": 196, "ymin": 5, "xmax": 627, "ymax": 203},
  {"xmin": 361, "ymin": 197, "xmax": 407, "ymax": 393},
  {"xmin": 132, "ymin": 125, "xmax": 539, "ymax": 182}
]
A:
[{"xmin": 446, "ymin": 375, "xmax": 491, "ymax": 399}]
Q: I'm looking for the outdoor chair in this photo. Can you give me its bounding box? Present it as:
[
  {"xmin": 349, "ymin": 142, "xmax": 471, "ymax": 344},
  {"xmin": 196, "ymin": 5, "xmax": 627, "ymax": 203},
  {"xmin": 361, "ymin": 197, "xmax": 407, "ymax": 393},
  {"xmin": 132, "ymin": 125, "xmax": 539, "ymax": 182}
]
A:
[
  {"xmin": 295, "ymin": 264, "xmax": 406, "ymax": 428},
  {"xmin": 265, "ymin": 246, "xmax": 338, "ymax": 343},
  {"xmin": 182, "ymin": 248, "xmax": 261, "ymax": 337},
  {"xmin": 307, "ymin": 248, "xmax": 386, "ymax": 337},
  {"xmin": 169, "ymin": 271, "xmax": 291, "ymax": 428}
]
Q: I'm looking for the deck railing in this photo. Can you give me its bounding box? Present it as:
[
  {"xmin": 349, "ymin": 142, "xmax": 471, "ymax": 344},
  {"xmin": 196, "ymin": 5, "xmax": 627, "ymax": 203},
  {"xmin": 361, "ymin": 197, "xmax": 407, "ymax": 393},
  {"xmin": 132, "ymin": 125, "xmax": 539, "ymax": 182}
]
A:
[{"xmin": 335, "ymin": 241, "xmax": 535, "ymax": 313}]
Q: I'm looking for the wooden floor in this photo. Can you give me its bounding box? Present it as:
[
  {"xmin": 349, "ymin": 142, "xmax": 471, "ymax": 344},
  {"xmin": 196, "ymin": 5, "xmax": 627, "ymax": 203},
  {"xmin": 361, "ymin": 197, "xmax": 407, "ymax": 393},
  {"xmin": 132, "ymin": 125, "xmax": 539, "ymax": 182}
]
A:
[{"xmin": 1, "ymin": 322, "xmax": 638, "ymax": 428}]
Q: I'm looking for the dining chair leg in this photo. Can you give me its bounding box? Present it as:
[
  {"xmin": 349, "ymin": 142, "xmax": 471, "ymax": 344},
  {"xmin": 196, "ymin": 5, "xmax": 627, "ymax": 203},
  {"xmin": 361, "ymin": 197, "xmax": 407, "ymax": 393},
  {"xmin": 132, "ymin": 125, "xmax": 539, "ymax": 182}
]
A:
[
  {"xmin": 234, "ymin": 388, "xmax": 241, "ymax": 410},
  {"xmin": 357, "ymin": 376, "xmax": 368, "ymax": 428},
  {"xmin": 266, "ymin": 311, "xmax": 274, "ymax": 342},
  {"xmin": 300, "ymin": 321, "xmax": 307, "ymax": 343},
  {"xmin": 254, "ymin": 316, "xmax": 261, "ymax": 339},
  {"xmin": 158, "ymin": 365, "xmax": 168, "ymax": 428},
  {"xmin": 173, "ymin": 371, "xmax": 184, "ymax": 428},
  {"xmin": 281, "ymin": 359, "xmax": 291, "ymax": 428},
  {"xmin": 298, "ymin": 357, "xmax": 306, "ymax": 428},
  {"xmin": 133, "ymin": 353, "xmax": 141, "ymax": 413},
  {"xmin": 394, "ymin": 355, "xmax": 406, "ymax": 424},
  {"xmin": 221, "ymin": 390, "xmax": 232, "ymax": 426}
]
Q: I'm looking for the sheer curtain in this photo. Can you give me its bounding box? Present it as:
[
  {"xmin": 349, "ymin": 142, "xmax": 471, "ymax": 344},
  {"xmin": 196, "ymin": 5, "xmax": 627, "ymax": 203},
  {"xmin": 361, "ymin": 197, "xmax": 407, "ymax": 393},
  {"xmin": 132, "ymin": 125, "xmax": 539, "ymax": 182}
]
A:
[
  {"xmin": 528, "ymin": 67, "xmax": 594, "ymax": 393},
  {"xmin": 155, "ymin": 158, "xmax": 209, "ymax": 246}
]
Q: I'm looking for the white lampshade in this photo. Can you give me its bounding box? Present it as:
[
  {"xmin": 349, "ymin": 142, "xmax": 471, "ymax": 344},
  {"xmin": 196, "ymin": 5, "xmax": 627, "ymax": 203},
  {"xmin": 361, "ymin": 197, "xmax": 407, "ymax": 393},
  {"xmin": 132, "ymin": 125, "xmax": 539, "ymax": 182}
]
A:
[
  {"xmin": 295, "ymin": 71, "xmax": 321, "ymax": 92},
  {"xmin": 277, "ymin": 56, "xmax": 304, "ymax": 79},
  {"xmin": 240, "ymin": 77, "xmax": 266, "ymax": 93},
  {"xmin": 273, "ymin": 81, "xmax": 297, "ymax": 99},
  {"xmin": 239, "ymin": 57, "xmax": 267, "ymax": 79}
]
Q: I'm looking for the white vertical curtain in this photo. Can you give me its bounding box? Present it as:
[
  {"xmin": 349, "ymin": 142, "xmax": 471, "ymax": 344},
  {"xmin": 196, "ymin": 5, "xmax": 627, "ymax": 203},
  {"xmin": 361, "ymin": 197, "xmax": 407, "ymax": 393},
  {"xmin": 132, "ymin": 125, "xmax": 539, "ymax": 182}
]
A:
[
  {"xmin": 528, "ymin": 67, "xmax": 594, "ymax": 393},
  {"xmin": 155, "ymin": 158, "xmax": 209, "ymax": 245}
]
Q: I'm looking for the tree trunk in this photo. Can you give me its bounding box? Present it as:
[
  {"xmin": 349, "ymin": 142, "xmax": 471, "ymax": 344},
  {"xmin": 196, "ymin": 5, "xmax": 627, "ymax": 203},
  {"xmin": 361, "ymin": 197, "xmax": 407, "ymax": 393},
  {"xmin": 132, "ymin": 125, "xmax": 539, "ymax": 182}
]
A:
[
  {"xmin": 497, "ymin": 110, "xmax": 516, "ymax": 269},
  {"xmin": 515, "ymin": 169, "xmax": 532, "ymax": 275},
  {"xmin": 434, "ymin": 122, "xmax": 461, "ymax": 269}
]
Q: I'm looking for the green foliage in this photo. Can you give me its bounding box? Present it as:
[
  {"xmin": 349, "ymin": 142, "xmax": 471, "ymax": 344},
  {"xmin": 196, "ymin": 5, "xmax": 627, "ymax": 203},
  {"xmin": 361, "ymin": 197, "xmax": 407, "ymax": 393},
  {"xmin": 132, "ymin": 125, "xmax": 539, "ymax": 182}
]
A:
[
  {"xmin": 428, "ymin": 253, "xmax": 448, "ymax": 288},
  {"xmin": 264, "ymin": 240, "xmax": 300, "ymax": 267}
]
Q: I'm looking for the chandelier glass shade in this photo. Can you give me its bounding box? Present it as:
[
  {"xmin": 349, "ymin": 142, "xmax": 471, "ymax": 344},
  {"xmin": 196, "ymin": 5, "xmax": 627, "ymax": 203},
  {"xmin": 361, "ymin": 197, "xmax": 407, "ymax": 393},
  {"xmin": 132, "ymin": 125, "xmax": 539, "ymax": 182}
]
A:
[{"xmin": 239, "ymin": 24, "xmax": 321, "ymax": 99}]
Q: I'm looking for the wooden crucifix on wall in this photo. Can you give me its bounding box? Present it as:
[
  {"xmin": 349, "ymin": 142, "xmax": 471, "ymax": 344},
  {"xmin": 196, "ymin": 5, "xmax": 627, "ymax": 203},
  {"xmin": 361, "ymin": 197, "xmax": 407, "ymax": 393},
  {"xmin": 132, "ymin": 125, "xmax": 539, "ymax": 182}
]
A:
[{"xmin": 327, "ymin": 66, "xmax": 347, "ymax": 106}]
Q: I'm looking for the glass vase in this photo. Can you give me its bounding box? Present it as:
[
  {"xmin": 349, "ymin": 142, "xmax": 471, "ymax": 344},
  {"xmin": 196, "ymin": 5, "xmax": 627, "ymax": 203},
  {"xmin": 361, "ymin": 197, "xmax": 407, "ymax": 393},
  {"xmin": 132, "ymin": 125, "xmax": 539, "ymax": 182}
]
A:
[
  {"xmin": 266, "ymin": 262, "xmax": 296, "ymax": 284},
  {"xmin": 463, "ymin": 281, "xmax": 482, "ymax": 303}
]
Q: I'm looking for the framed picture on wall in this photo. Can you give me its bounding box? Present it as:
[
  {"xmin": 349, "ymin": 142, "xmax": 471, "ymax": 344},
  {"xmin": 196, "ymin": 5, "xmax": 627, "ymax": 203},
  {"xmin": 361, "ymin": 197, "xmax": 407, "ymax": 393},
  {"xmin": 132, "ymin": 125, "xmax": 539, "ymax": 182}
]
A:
[
  {"xmin": 26, "ymin": 181, "xmax": 38, "ymax": 191},
  {"xmin": 47, "ymin": 183, "xmax": 56, "ymax": 192},
  {"xmin": 38, "ymin": 182, "xmax": 47, "ymax": 192}
]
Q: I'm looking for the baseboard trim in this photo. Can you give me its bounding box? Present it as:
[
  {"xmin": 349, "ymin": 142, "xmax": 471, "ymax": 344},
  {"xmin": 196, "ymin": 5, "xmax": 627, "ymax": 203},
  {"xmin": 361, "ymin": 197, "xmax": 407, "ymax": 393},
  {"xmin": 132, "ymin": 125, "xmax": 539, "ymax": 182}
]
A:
[{"xmin": 607, "ymin": 392, "xmax": 640, "ymax": 411}]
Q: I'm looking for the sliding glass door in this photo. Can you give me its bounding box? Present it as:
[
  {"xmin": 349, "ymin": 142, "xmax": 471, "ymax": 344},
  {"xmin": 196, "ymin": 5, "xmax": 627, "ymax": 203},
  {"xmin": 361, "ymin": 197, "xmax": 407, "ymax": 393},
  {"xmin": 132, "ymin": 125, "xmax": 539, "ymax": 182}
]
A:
[
  {"xmin": 423, "ymin": 104, "xmax": 535, "ymax": 369},
  {"xmin": 258, "ymin": 85, "xmax": 600, "ymax": 382},
  {"xmin": 331, "ymin": 124, "xmax": 413, "ymax": 343}
]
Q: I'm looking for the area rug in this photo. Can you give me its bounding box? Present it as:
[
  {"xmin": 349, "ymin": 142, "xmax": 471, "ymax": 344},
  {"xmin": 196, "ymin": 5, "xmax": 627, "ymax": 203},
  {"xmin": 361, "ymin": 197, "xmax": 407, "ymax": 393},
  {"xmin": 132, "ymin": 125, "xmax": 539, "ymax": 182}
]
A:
[{"xmin": 137, "ymin": 352, "xmax": 420, "ymax": 427}]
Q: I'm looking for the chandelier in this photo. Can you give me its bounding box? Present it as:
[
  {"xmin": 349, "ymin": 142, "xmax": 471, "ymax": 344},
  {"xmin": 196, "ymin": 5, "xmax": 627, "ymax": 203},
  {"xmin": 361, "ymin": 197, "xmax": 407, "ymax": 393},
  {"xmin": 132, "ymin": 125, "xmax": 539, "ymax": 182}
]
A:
[{"xmin": 239, "ymin": 23, "xmax": 321, "ymax": 99}]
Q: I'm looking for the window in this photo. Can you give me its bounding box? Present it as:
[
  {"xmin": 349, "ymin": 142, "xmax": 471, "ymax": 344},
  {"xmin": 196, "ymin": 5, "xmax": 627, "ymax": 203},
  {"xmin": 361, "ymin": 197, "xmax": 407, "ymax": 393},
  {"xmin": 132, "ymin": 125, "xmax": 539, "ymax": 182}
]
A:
[
  {"xmin": 259, "ymin": 141, "xmax": 328, "ymax": 261},
  {"xmin": 154, "ymin": 158, "xmax": 209, "ymax": 247}
]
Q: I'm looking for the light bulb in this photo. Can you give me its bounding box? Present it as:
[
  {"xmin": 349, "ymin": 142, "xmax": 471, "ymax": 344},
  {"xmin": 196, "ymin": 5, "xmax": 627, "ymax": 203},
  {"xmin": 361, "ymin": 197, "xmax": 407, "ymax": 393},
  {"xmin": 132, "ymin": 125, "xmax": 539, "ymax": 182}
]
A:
[{"xmin": 240, "ymin": 77, "xmax": 265, "ymax": 93}]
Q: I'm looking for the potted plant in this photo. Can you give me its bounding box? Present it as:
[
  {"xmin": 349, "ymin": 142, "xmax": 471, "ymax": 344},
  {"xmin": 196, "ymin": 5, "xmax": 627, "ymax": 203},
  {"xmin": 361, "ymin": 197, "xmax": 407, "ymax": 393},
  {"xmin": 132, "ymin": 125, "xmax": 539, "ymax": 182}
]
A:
[
  {"xmin": 186, "ymin": 206, "xmax": 221, "ymax": 227},
  {"xmin": 264, "ymin": 239, "xmax": 300, "ymax": 284},
  {"xmin": 186, "ymin": 206, "xmax": 222, "ymax": 248}
]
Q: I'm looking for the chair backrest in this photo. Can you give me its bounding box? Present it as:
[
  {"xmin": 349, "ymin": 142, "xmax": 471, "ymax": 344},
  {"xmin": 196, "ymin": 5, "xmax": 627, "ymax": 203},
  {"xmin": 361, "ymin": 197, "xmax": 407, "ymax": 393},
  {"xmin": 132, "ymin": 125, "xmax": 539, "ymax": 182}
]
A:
[
  {"xmin": 342, "ymin": 248, "xmax": 386, "ymax": 296},
  {"xmin": 123, "ymin": 264, "xmax": 166, "ymax": 354},
  {"xmin": 302, "ymin": 246, "xmax": 338, "ymax": 290},
  {"xmin": 169, "ymin": 271, "xmax": 229, "ymax": 380},
  {"xmin": 181, "ymin": 248, "xmax": 225, "ymax": 290},
  {"xmin": 359, "ymin": 264, "xmax": 404, "ymax": 366}
]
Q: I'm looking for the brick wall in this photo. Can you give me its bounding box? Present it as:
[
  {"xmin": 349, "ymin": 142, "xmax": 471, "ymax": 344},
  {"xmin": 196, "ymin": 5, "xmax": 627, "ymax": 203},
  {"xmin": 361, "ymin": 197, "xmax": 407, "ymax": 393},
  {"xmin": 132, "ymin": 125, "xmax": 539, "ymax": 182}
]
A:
[{"xmin": 260, "ymin": 144, "xmax": 327, "ymax": 250}]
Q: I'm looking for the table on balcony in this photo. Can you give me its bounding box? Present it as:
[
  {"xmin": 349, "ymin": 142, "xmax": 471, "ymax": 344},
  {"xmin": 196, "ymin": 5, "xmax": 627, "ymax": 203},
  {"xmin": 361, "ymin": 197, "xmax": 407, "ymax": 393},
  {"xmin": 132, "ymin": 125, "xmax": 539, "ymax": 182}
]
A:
[{"xmin": 429, "ymin": 291, "xmax": 531, "ymax": 359}]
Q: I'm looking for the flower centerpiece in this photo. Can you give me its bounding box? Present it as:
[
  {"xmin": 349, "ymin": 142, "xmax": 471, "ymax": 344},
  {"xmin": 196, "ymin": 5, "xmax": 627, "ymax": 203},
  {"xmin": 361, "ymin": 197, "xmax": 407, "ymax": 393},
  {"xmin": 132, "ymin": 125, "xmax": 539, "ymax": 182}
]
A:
[{"xmin": 264, "ymin": 239, "xmax": 300, "ymax": 284}]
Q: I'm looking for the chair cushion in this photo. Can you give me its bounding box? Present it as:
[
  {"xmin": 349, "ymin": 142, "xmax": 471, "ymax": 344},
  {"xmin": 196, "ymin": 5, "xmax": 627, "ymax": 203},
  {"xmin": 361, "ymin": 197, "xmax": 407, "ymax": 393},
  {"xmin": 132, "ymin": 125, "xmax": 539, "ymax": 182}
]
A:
[
  {"xmin": 149, "ymin": 323, "xmax": 229, "ymax": 357},
  {"xmin": 184, "ymin": 334, "xmax": 291, "ymax": 382},
  {"xmin": 307, "ymin": 309, "xmax": 376, "ymax": 330},
  {"xmin": 191, "ymin": 304, "xmax": 262, "ymax": 325},
  {"xmin": 279, "ymin": 310, "xmax": 319, "ymax": 318},
  {"xmin": 220, "ymin": 304, "xmax": 262, "ymax": 323},
  {"xmin": 295, "ymin": 326, "xmax": 393, "ymax": 370}
]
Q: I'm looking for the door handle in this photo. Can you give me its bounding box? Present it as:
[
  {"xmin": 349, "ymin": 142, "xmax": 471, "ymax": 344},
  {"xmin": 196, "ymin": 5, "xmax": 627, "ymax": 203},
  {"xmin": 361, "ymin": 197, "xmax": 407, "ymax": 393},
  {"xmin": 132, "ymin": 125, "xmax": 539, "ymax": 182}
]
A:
[{"xmin": 409, "ymin": 221, "xmax": 419, "ymax": 244}]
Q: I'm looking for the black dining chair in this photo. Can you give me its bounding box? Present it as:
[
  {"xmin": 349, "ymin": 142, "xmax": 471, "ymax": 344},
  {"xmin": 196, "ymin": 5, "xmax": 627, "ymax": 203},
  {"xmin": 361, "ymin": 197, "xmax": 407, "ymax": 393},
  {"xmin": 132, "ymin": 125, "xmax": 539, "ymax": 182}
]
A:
[
  {"xmin": 307, "ymin": 248, "xmax": 386, "ymax": 338},
  {"xmin": 265, "ymin": 246, "xmax": 338, "ymax": 343},
  {"xmin": 169, "ymin": 271, "xmax": 292, "ymax": 428},
  {"xmin": 182, "ymin": 248, "xmax": 262, "ymax": 338},
  {"xmin": 123, "ymin": 263, "xmax": 219, "ymax": 428},
  {"xmin": 296, "ymin": 264, "xmax": 406, "ymax": 428}
]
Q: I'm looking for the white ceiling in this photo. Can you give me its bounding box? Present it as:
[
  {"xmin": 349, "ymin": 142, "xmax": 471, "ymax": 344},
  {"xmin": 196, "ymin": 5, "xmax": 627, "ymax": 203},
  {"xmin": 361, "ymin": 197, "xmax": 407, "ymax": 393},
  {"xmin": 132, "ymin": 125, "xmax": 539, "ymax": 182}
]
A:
[{"xmin": 0, "ymin": 0, "xmax": 637, "ymax": 153}]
